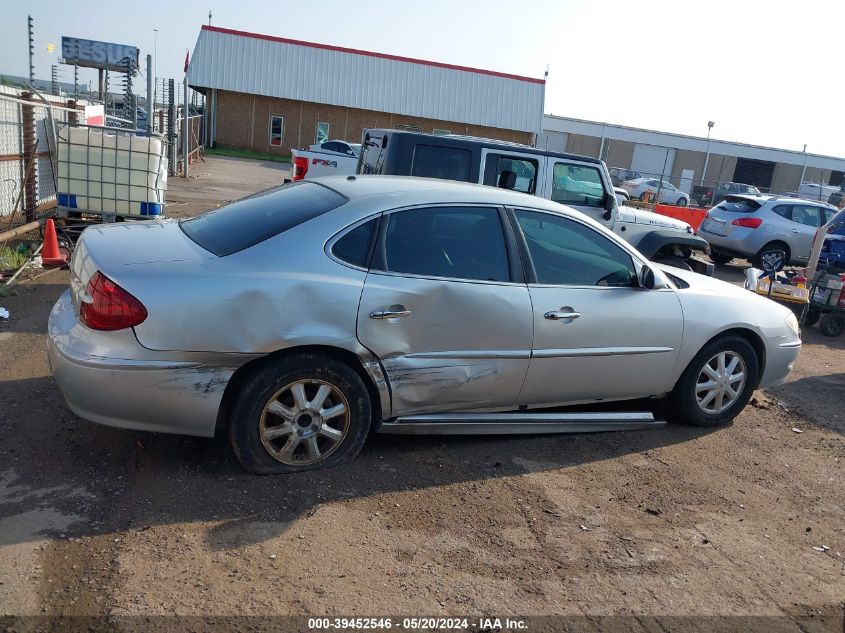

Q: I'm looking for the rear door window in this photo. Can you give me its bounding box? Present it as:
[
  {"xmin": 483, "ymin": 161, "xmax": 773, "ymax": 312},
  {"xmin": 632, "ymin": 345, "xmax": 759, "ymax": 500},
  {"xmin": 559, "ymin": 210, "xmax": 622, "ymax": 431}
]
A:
[
  {"xmin": 411, "ymin": 145, "xmax": 472, "ymax": 182},
  {"xmin": 180, "ymin": 182, "xmax": 347, "ymax": 256},
  {"xmin": 791, "ymin": 205, "xmax": 821, "ymax": 227},
  {"xmin": 375, "ymin": 206, "xmax": 510, "ymax": 282},
  {"xmin": 483, "ymin": 154, "xmax": 539, "ymax": 194}
]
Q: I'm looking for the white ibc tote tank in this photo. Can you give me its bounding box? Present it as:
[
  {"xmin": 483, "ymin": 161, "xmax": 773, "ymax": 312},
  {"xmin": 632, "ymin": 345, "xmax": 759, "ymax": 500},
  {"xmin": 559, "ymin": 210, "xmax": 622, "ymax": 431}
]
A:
[{"xmin": 56, "ymin": 126, "xmax": 168, "ymax": 216}]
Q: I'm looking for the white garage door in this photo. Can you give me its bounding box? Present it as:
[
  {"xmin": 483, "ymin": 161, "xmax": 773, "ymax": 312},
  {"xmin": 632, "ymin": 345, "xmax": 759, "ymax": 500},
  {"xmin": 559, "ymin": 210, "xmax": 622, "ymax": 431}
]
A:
[
  {"xmin": 537, "ymin": 131, "xmax": 567, "ymax": 153},
  {"xmin": 631, "ymin": 144, "xmax": 676, "ymax": 180}
]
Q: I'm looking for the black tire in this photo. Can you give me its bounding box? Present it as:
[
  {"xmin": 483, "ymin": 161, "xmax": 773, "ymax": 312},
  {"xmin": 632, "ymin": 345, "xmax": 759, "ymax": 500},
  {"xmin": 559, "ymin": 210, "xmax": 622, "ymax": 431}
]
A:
[
  {"xmin": 804, "ymin": 309, "xmax": 820, "ymax": 328},
  {"xmin": 676, "ymin": 197, "xmax": 688, "ymax": 207},
  {"xmin": 655, "ymin": 256, "xmax": 693, "ymax": 271},
  {"xmin": 229, "ymin": 352, "xmax": 372, "ymax": 474},
  {"xmin": 819, "ymin": 313, "xmax": 845, "ymax": 338},
  {"xmin": 752, "ymin": 242, "xmax": 790, "ymax": 272},
  {"xmin": 709, "ymin": 252, "xmax": 733, "ymax": 266},
  {"xmin": 668, "ymin": 335, "xmax": 759, "ymax": 427}
]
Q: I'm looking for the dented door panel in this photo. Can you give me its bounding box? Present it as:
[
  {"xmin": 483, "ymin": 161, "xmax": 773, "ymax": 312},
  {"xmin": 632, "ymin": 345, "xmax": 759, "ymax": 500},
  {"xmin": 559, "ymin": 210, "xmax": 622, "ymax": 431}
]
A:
[{"xmin": 357, "ymin": 273, "xmax": 533, "ymax": 417}]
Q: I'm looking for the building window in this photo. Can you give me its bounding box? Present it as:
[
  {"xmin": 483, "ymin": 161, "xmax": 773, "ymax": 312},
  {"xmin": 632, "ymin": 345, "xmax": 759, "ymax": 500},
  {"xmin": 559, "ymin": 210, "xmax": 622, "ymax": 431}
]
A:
[
  {"xmin": 269, "ymin": 115, "xmax": 284, "ymax": 147},
  {"xmin": 432, "ymin": 128, "xmax": 451, "ymax": 135},
  {"xmin": 315, "ymin": 122, "xmax": 329, "ymax": 145}
]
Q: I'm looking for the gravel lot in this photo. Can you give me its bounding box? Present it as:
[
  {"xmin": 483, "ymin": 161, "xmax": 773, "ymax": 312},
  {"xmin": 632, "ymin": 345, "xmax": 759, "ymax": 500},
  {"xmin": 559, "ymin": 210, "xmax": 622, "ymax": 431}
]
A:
[{"xmin": 1, "ymin": 157, "xmax": 843, "ymax": 632}]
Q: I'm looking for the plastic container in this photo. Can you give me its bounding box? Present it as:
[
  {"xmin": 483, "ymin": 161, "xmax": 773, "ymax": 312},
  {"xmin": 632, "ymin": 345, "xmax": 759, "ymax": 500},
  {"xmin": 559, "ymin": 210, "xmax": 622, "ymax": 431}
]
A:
[{"xmin": 56, "ymin": 125, "xmax": 167, "ymax": 216}]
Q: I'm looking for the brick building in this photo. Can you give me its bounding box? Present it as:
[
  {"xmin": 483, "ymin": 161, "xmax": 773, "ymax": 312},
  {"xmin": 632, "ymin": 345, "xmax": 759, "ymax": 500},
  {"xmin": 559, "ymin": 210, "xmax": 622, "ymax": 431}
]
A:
[{"xmin": 187, "ymin": 25, "xmax": 544, "ymax": 155}]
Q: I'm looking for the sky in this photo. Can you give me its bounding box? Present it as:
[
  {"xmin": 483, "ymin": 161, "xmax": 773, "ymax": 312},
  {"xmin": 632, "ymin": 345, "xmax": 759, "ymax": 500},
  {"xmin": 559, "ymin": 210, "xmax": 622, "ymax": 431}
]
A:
[{"xmin": 2, "ymin": 0, "xmax": 843, "ymax": 156}]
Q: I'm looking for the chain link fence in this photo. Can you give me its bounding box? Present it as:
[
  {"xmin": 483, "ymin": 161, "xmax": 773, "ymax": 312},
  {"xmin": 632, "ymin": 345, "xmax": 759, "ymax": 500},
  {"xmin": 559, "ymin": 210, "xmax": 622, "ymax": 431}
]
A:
[{"xmin": 0, "ymin": 85, "xmax": 82, "ymax": 226}]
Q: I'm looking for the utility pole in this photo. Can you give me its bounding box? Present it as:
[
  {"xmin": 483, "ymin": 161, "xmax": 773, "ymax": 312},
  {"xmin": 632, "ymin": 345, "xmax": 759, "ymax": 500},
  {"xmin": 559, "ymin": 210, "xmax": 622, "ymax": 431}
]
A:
[
  {"xmin": 27, "ymin": 15, "xmax": 35, "ymax": 83},
  {"xmin": 208, "ymin": 10, "xmax": 212, "ymax": 26}
]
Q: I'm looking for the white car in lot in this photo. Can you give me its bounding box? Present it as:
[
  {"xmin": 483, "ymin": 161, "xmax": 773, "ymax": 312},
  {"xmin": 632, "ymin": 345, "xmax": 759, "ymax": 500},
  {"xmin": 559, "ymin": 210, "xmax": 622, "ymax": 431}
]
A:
[{"xmin": 622, "ymin": 177, "xmax": 690, "ymax": 207}]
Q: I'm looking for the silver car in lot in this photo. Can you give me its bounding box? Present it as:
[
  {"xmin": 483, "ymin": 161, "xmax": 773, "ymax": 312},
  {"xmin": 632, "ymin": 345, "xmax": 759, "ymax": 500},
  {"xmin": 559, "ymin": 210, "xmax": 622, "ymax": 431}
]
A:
[
  {"xmin": 700, "ymin": 195, "xmax": 838, "ymax": 270},
  {"xmin": 48, "ymin": 177, "xmax": 802, "ymax": 474}
]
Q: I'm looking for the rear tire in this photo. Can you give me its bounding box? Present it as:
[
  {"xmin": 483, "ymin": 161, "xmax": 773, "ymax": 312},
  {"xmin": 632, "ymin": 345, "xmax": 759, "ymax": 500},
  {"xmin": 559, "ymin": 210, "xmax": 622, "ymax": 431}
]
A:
[
  {"xmin": 229, "ymin": 353, "xmax": 372, "ymax": 474},
  {"xmin": 819, "ymin": 313, "xmax": 845, "ymax": 337},
  {"xmin": 676, "ymin": 197, "xmax": 688, "ymax": 207},
  {"xmin": 753, "ymin": 242, "xmax": 789, "ymax": 272},
  {"xmin": 804, "ymin": 309, "xmax": 820, "ymax": 328},
  {"xmin": 669, "ymin": 335, "xmax": 759, "ymax": 427},
  {"xmin": 709, "ymin": 253, "xmax": 733, "ymax": 265}
]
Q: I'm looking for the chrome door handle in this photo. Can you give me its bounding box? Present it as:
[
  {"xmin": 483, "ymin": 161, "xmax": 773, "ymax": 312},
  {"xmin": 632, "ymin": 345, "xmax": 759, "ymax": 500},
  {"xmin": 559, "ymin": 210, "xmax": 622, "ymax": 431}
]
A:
[
  {"xmin": 791, "ymin": 229, "xmax": 800, "ymax": 233},
  {"xmin": 544, "ymin": 310, "xmax": 582, "ymax": 320},
  {"xmin": 370, "ymin": 309, "xmax": 412, "ymax": 319}
]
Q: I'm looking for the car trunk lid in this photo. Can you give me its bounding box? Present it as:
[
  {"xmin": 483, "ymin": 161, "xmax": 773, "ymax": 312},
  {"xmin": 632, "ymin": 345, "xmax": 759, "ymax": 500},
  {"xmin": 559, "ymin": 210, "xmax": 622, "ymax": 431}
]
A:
[{"xmin": 69, "ymin": 219, "xmax": 214, "ymax": 312}]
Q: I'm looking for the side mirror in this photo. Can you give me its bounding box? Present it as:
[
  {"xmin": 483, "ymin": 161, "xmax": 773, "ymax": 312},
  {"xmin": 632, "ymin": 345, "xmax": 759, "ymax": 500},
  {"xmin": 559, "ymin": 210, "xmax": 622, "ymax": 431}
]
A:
[
  {"xmin": 602, "ymin": 193, "xmax": 615, "ymax": 220},
  {"xmin": 640, "ymin": 265, "xmax": 669, "ymax": 290}
]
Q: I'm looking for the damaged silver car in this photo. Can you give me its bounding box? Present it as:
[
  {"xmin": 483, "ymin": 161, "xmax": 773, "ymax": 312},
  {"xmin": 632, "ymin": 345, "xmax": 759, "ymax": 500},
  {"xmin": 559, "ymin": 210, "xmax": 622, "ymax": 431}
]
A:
[{"xmin": 48, "ymin": 176, "xmax": 802, "ymax": 473}]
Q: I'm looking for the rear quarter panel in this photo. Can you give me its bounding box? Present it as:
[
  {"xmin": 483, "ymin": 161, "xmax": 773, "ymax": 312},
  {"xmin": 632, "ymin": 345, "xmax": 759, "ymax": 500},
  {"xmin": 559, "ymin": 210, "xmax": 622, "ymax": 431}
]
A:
[{"xmin": 124, "ymin": 210, "xmax": 370, "ymax": 357}]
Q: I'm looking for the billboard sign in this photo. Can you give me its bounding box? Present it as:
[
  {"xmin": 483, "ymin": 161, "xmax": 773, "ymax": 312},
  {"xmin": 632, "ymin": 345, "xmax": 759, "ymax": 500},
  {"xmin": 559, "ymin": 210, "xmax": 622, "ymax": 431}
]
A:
[{"xmin": 62, "ymin": 37, "xmax": 139, "ymax": 72}]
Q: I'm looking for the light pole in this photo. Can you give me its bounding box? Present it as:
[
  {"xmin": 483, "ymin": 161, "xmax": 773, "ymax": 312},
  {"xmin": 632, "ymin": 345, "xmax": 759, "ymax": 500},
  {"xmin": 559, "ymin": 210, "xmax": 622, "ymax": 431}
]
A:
[
  {"xmin": 700, "ymin": 120, "xmax": 715, "ymax": 186},
  {"xmin": 800, "ymin": 144, "xmax": 809, "ymax": 193}
]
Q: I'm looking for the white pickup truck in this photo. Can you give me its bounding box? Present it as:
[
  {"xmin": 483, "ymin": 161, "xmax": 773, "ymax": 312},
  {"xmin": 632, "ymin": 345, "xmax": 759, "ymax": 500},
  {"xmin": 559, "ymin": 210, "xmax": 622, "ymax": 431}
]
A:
[{"xmin": 290, "ymin": 140, "xmax": 361, "ymax": 181}]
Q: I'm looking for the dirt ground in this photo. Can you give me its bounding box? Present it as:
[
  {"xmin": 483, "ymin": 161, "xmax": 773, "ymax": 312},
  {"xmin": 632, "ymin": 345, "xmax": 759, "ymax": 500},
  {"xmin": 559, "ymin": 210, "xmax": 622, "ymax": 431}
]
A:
[{"xmin": 0, "ymin": 157, "xmax": 843, "ymax": 632}]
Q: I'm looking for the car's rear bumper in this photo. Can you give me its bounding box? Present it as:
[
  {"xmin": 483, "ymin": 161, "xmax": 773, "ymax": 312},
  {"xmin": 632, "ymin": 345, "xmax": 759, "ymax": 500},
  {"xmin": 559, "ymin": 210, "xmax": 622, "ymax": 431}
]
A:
[
  {"xmin": 48, "ymin": 290, "xmax": 235, "ymax": 438},
  {"xmin": 698, "ymin": 231, "xmax": 755, "ymax": 259}
]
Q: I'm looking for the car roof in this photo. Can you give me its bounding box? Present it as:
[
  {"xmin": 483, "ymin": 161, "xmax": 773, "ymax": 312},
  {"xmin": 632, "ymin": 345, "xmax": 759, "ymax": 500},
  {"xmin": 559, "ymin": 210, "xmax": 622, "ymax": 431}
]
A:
[{"xmin": 311, "ymin": 175, "xmax": 579, "ymax": 214}]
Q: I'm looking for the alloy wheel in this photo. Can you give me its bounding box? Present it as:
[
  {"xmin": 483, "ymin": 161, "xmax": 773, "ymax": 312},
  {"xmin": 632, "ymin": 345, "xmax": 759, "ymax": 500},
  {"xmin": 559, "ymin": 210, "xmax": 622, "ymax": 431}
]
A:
[
  {"xmin": 695, "ymin": 351, "xmax": 747, "ymax": 415},
  {"xmin": 259, "ymin": 379, "xmax": 350, "ymax": 465},
  {"xmin": 760, "ymin": 249, "xmax": 786, "ymax": 272}
]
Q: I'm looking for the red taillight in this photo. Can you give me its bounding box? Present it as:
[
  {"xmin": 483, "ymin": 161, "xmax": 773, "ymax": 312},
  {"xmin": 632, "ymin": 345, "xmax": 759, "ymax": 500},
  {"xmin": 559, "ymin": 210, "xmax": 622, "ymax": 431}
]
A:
[
  {"xmin": 731, "ymin": 217, "xmax": 763, "ymax": 229},
  {"xmin": 79, "ymin": 271, "xmax": 147, "ymax": 331},
  {"xmin": 292, "ymin": 156, "xmax": 308, "ymax": 181}
]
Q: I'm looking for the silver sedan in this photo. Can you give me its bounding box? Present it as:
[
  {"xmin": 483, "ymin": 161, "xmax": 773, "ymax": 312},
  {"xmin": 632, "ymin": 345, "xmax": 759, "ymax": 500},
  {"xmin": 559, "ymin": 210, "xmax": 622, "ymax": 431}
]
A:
[{"xmin": 48, "ymin": 177, "xmax": 802, "ymax": 473}]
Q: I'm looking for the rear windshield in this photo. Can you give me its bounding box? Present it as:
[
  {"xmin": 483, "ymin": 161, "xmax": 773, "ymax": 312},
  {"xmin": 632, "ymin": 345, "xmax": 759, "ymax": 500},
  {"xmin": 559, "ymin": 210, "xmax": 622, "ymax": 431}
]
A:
[
  {"xmin": 180, "ymin": 182, "xmax": 347, "ymax": 256},
  {"xmin": 716, "ymin": 197, "xmax": 762, "ymax": 213}
]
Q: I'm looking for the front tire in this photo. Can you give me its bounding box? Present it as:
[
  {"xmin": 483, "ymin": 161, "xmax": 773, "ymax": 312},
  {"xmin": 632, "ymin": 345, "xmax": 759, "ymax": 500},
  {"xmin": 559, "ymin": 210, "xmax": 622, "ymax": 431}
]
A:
[
  {"xmin": 676, "ymin": 197, "xmax": 688, "ymax": 207},
  {"xmin": 669, "ymin": 335, "xmax": 759, "ymax": 427},
  {"xmin": 229, "ymin": 353, "xmax": 372, "ymax": 474},
  {"xmin": 709, "ymin": 252, "xmax": 733, "ymax": 265}
]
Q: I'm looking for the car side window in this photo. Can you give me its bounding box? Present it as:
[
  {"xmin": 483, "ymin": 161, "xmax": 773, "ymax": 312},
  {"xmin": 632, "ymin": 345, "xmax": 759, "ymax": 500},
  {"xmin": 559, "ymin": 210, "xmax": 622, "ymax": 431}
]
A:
[
  {"xmin": 772, "ymin": 204, "xmax": 792, "ymax": 219},
  {"xmin": 331, "ymin": 218, "xmax": 378, "ymax": 268},
  {"xmin": 515, "ymin": 209, "xmax": 637, "ymax": 287},
  {"xmin": 792, "ymin": 205, "xmax": 820, "ymax": 227},
  {"xmin": 550, "ymin": 163, "xmax": 606, "ymax": 208},
  {"xmin": 823, "ymin": 208, "xmax": 836, "ymax": 224},
  {"xmin": 483, "ymin": 154, "xmax": 538, "ymax": 194},
  {"xmin": 376, "ymin": 207, "xmax": 510, "ymax": 282}
]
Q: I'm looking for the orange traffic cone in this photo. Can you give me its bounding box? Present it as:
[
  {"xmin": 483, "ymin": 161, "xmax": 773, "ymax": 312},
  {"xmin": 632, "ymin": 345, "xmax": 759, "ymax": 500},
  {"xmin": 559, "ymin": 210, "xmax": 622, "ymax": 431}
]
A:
[{"xmin": 41, "ymin": 219, "xmax": 68, "ymax": 267}]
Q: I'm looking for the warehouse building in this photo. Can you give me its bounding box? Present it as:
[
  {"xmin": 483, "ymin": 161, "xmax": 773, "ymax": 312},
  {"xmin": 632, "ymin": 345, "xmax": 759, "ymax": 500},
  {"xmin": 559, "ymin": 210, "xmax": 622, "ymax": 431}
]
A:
[
  {"xmin": 538, "ymin": 115, "xmax": 845, "ymax": 198},
  {"xmin": 187, "ymin": 25, "xmax": 545, "ymax": 155}
]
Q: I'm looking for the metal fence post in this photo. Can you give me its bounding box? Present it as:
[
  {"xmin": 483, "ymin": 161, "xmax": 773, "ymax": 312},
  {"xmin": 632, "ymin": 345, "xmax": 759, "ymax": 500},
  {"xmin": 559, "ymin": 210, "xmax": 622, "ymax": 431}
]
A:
[
  {"xmin": 167, "ymin": 79, "xmax": 176, "ymax": 176},
  {"xmin": 146, "ymin": 55, "xmax": 153, "ymax": 135},
  {"xmin": 20, "ymin": 92, "xmax": 37, "ymax": 222},
  {"xmin": 183, "ymin": 75, "xmax": 189, "ymax": 178}
]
